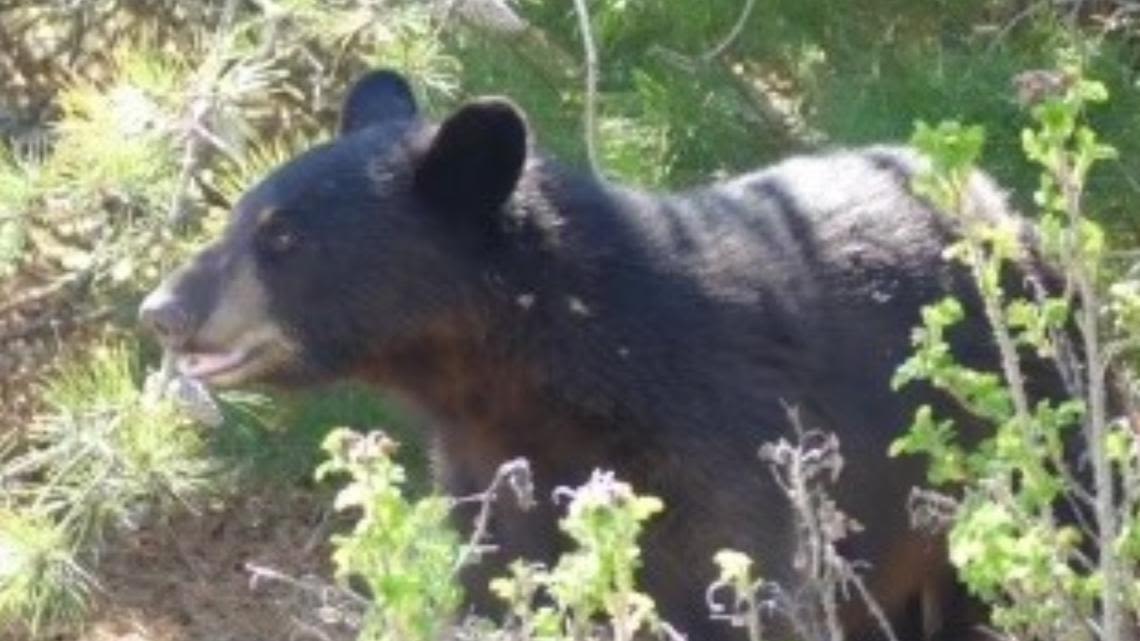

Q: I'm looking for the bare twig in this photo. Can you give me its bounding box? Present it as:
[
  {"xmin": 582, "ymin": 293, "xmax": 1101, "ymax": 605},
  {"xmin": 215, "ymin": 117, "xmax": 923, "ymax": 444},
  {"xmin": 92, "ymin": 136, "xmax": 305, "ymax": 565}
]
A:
[
  {"xmin": 167, "ymin": 97, "xmax": 212, "ymax": 228},
  {"xmin": 452, "ymin": 457, "xmax": 534, "ymax": 571},
  {"xmin": 449, "ymin": 0, "xmax": 528, "ymax": 35},
  {"xmin": 756, "ymin": 406, "xmax": 899, "ymax": 641},
  {"xmin": 245, "ymin": 562, "xmax": 371, "ymax": 608}
]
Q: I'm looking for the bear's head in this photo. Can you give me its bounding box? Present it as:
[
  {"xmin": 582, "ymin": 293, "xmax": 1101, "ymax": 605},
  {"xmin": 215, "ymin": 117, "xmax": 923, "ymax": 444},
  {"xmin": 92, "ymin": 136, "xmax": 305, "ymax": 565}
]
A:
[{"xmin": 139, "ymin": 70, "xmax": 530, "ymax": 387}]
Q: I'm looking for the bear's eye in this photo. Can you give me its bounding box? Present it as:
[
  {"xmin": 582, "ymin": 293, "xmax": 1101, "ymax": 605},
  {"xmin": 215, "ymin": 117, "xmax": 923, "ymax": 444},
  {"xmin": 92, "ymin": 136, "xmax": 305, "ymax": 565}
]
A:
[{"xmin": 258, "ymin": 222, "xmax": 299, "ymax": 256}]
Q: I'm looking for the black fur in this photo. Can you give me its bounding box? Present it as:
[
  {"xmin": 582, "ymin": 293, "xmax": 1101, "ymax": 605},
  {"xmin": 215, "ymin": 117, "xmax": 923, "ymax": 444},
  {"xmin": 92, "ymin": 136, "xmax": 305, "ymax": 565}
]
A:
[
  {"xmin": 415, "ymin": 98, "xmax": 529, "ymax": 216},
  {"xmin": 144, "ymin": 70, "xmax": 1070, "ymax": 641},
  {"xmin": 339, "ymin": 69, "xmax": 418, "ymax": 134}
]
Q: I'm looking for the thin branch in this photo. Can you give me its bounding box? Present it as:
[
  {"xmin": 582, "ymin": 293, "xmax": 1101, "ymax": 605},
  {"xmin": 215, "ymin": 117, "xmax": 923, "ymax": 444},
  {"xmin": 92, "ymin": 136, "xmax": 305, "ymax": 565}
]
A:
[
  {"xmin": 451, "ymin": 458, "xmax": 533, "ymax": 572},
  {"xmin": 166, "ymin": 0, "xmax": 242, "ymax": 229},
  {"xmin": 244, "ymin": 562, "xmax": 370, "ymax": 609},
  {"xmin": 646, "ymin": 42, "xmax": 820, "ymax": 149},
  {"xmin": 701, "ymin": 0, "xmax": 757, "ymax": 61},
  {"xmin": 985, "ymin": 0, "xmax": 1052, "ymax": 55},
  {"xmin": 1064, "ymin": 168, "xmax": 1126, "ymax": 641},
  {"xmin": 571, "ymin": 0, "xmax": 600, "ymax": 176}
]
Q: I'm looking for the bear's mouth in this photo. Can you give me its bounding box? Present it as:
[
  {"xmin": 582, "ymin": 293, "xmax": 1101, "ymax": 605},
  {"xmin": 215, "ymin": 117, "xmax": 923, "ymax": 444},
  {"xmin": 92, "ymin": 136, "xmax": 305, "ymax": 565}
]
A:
[
  {"xmin": 177, "ymin": 346, "xmax": 265, "ymax": 384},
  {"xmin": 174, "ymin": 329, "xmax": 294, "ymax": 388}
]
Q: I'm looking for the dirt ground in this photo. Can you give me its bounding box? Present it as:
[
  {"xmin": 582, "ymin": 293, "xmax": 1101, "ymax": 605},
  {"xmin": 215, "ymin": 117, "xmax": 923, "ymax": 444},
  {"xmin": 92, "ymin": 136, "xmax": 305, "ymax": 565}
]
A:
[
  {"xmin": 63, "ymin": 487, "xmax": 356, "ymax": 641},
  {"xmin": 0, "ymin": 481, "xmax": 356, "ymax": 641}
]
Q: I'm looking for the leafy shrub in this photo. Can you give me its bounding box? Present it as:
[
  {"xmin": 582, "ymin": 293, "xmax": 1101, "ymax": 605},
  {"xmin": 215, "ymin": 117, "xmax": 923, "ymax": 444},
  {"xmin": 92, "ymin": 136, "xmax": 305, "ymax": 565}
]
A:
[{"xmin": 893, "ymin": 59, "xmax": 1140, "ymax": 641}]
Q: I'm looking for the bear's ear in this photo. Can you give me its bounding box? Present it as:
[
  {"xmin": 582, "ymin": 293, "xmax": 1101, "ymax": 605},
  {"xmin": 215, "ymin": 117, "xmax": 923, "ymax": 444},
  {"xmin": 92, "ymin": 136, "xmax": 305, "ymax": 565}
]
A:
[
  {"xmin": 414, "ymin": 98, "xmax": 528, "ymax": 215},
  {"xmin": 339, "ymin": 70, "xmax": 418, "ymax": 135}
]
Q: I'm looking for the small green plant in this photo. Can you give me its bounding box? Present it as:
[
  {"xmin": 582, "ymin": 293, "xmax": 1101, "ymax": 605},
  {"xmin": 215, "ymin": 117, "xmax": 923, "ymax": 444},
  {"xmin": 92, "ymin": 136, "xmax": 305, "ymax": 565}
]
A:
[
  {"xmin": 317, "ymin": 429, "xmax": 463, "ymax": 641},
  {"xmin": 894, "ymin": 59, "xmax": 1140, "ymax": 641},
  {"xmin": 599, "ymin": 113, "xmax": 673, "ymax": 187},
  {"xmin": 490, "ymin": 470, "xmax": 667, "ymax": 641},
  {"xmin": 707, "ymin": 548, "xmax": 768, "ymax": 641},
  {"xmin": 313, "ymin": 427, "xmax": 672, "ymax": 641}
]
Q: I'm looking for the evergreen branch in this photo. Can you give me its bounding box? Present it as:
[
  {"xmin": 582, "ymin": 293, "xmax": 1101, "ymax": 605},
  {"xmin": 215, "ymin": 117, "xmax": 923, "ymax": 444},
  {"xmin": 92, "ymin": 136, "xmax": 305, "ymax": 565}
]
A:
[{"xmin": 166, "ymin": 0, "xmax": 242, "ymax": 229}]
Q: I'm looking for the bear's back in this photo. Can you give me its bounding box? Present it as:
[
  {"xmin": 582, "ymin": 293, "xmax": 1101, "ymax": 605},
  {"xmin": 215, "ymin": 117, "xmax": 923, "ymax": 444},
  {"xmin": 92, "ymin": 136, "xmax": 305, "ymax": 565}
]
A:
[
  {"xmin": 556, "ymin": 147, "xmax": 995, "ymax": 433},
  {"xmin": 629, "ymin": 146, "xmax": 964, "ymax": 311}
]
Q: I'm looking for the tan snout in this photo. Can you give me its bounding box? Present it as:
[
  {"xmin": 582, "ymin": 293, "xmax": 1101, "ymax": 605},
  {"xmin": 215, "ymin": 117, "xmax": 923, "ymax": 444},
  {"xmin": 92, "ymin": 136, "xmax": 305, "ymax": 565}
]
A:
[{"xmin": 138, "ymin": 256, "xmax": 296, "ymax": 387}]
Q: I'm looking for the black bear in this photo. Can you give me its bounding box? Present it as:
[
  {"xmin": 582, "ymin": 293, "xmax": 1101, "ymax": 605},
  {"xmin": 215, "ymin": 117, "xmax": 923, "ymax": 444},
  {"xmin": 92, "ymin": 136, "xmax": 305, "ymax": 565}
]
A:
[{"xmin": 140, "ymin": 69, "xmax": 1031, "ymax": 640}]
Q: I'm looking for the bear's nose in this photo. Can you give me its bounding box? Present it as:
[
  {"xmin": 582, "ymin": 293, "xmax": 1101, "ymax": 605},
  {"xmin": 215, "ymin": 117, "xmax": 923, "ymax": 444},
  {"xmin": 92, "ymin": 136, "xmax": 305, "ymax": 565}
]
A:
[{"xmin": 138, "ymin": 291, "xmax": 193, "ymax": 348}]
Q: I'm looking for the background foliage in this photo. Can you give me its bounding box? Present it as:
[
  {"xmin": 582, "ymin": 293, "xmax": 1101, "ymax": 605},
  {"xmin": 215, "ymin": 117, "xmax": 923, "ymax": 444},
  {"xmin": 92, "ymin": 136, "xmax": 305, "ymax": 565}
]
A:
[{"xmin": 0, "ymin": 0, "xmax": 1138, "ymax": 639}]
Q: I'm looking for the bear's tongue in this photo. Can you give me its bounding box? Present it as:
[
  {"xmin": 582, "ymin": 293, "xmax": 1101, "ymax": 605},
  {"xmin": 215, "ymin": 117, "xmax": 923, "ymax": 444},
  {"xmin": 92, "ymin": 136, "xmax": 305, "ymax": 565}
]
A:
[{"xmin": 177, "ymin": 350, "xmax": 246, "ymax": 380}]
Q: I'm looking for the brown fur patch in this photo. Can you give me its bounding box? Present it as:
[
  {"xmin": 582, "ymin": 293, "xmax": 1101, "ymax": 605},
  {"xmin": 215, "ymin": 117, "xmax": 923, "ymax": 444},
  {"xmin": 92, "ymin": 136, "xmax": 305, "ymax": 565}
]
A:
[
  {"xmin": 354, "ymin": 317, "xmax": 602, "ymax": 486},
  {"xmin": 839, "ymin": 531, "xmax": 949, "ymax": 640}
]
